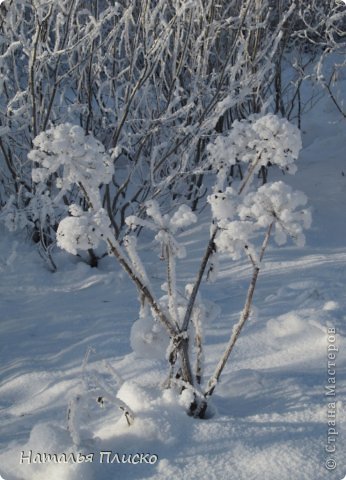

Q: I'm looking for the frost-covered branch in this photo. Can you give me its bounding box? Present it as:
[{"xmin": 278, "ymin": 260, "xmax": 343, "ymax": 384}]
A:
[
  {"xmin": 204, "ymin": 221, "xmax": 273, "ymax": 398},
  {"xmin": 1, "ymin": 0, "xmax": 307, "ymax": 244},
  {"xmin": 181, "ymin": 225, "xmax": 218, "ymax": 333},
  {"xmin": 198, "ymin": 113, "xmax": 311, "ymax": 409}
]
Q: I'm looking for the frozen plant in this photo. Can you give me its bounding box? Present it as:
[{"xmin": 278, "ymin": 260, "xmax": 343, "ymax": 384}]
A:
[
  {"xmin": 36, "ymin": 113, "xmax": 310, "ymax": 419},
  {"xmin": 125, "ymin": 204, "xmax": 207, "ymax": 388},
  {"xmin": 57, "ymin": 205, "xmax": 111, "ymax": 256},
  {"xmin": 206, "ymin": 113, "xmax": 302, "ymax": 192},
  {"xmin": 28, "ymin": 124, "xmax": 201, "ymax": 416},
  {"xmin": 204, "ymin": 182, "xmax": 311, "ymax": 398},
  {"xmin": 29, "ymin": 123, "xmax": 114, "ymax": 210},
  {"xmin": 238, "ymin": 181, "xmax": 312, "ymax": 248},
  {"xmin": 1, "ymin": 123, "xmax": 115, "ymax": 269}
]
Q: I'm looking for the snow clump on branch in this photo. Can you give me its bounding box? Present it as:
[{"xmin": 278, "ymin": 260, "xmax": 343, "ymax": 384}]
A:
[
  {"xmin": 26, "ymin": 124, "xmax": 117, "ymax": 256},
  {"xmin": 207, "ymin": 113, "xmax": 302, "ymax": 190},
  {"xmin": 56, "ymin": 205, "xmax": 111, "ymax": 255},
  {"xmin": 207, "ymin": 113, "xmax": 310, "ymax": 261},
  {"xmin": 208, "ymin": 181, "xmax": 311, "ymax": 261},
  {"xmin": 29, "ymin": 123, "xmax": 114, "ymax": 209},
  {"xmin": 239, "ymin": 181, "xmax": 312, "ymax": 247}
]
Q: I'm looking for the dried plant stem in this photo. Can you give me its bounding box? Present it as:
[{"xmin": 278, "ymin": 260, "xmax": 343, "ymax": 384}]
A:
[
  {"xmin": 80, "ymin": 179, "xmax": 195, "ymax": 389},
  {"xmin": 237, "ymin": 154, "xmax": 262, "ymax": 196},
  {"xmin": 106, "ymin": 237, "xmax": 194, "ymax": 386},
  {"xmin": 204, "ymin": 221, "xmax": 274, "ymax": 398},
  {"xmin": 107, "ymin": 238, "xmax": 177, "ymax": 337},
  {"xmin": 182, "ymin": 225, "xmax": 218, "ymax": 332}
]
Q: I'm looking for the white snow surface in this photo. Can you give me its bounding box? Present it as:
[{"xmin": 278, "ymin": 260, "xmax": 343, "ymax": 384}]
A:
[{"xmin": 1, "ymin": 92, "xmax": 346, "ymax": 480}]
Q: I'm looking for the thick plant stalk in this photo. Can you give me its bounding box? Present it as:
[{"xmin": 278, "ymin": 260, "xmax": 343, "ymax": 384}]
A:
[
  {"xmin": 106, "ymin": 237, "xmax": 194, "ymax": 387},
  {"xmin": 204, "ymin": 221, "xmax": 274, "ymax": 398},
  {"xmin": 166, "ymin": 243, "xmax": 180, "ymax": 330},
  {"xmin": 181, "ymin": 225, "xmax": 218, "ymax": 332},
  {"xmin": 81, "ymin": 183, "xmax": 175, "ymax": 333},
  {"xmin": 153, "ymin": 224, "xmax": 219, "ymax": 402},
  {"xmin": 237, "ymin": 154, "xmax": 262, "ymax": 196},
  {"xmin": 107, "ymin": 238, "xmax": 177, "ymax": 337},
  {"xmin": 81, "ymin": 181, "xmax": 195, "ymax": 388},
  {"xmin": 192, "ymin": 313, "xmax": 203, "ymax": 385}
]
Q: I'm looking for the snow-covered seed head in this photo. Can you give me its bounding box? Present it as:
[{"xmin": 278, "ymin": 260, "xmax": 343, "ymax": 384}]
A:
[
  {"xmin": 56, "ymin": 206, "xmax": 110, "ymax": 255},
  {"xmin": 239, "ymin": 181, "xmax": 311, "ymax": 246},
  {"xmin": 29, "ymin": 123, "xmax": 113, "ymax": 209},
  {"xmin": 207, "ymin": 187, "xmax": 238, "ymax": 222},
  {"xmin": 207, "ymin": 113, "xmax": 302, "ymax": 190}
]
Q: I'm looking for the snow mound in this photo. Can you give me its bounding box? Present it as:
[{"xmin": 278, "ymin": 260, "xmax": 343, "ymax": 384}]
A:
[{"xmin": 266, "ymin": 312, "xmax": 307, "ymax": 338}]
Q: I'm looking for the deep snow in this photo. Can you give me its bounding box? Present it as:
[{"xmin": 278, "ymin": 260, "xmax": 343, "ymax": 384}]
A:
[{"xmin": 1, "ymin": 83, "xmax": 346, "ymax": 480}]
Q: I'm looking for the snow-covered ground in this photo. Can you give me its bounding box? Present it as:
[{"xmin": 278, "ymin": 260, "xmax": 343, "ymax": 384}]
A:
[{"xmin": 1, "ymin": 85, "xmax": 346, "ymax": 480}]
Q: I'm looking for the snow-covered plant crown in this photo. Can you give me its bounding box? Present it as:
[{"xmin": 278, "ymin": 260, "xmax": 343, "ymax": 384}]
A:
[
  {"xmin": 208, "ymin": 181, "xmax": 311, "ymax": 262},
  {"xmin": 57, "ymin": 205, "xmax": 111, "ymax": 256},
  {"xmin": 207, "ymin": 113, "xmax": 302, "ymax": 191},
  {"xmin": 24, "ymin": 124, "xmax": 115, "ymax": 254},
  {"xmin": 1, "ymin": 124, "xmax": 115, "ymax": 244},
  {"xmin": 206, "ymin": 113, "xmax": 311, "ymax": 263},
  {"xmin": 238, "ymin": 181, "xmax": 312, "ymax": 247},
  {"xmin": 29, "ymin": 123, "xmax": 114, "ymax": 209}
]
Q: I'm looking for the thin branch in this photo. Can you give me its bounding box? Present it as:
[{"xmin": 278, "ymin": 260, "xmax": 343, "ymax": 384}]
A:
[{"xmin": 204, "ymin": 221, "xmax": 274, "ymax": 398}]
